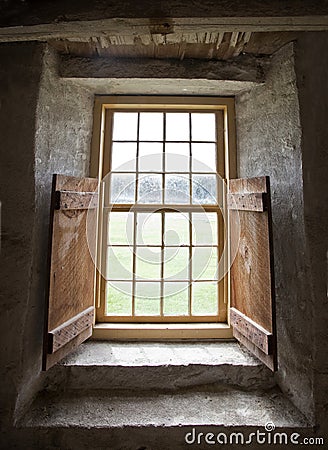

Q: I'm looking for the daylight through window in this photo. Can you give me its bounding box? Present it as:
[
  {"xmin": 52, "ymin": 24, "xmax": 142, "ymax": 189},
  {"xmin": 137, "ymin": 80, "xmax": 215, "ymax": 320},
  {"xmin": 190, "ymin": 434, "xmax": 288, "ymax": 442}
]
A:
[{"xmin": 95, "ymin": 100, "xmax": 232, "ymax": 324}]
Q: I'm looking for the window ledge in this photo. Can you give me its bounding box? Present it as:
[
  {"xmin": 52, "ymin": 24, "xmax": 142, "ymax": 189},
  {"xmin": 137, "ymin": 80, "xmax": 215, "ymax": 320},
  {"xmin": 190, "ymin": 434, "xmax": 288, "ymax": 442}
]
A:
[
  {"xmin": 58, "ymin": 340, "xmax": 259, "ymax": 367},
  {"xmin": 43, "ymin": 341, "xmax": 275, "ymax": 393},
  {"xmin": 33, "ymin": 341, "xmax": 310, "ymax": 444},
  {"xmin": 21, "ymin": 388, "xmax": 310, "ymax": 434},
  {"xmin": 92, "ymin": 322, "xmax": 233, "ymax": 340}
]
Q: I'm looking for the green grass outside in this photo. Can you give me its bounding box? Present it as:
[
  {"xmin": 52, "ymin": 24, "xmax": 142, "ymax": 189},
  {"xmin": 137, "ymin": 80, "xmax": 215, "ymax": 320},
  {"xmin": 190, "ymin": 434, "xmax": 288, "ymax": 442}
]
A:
[
  {"xmin": 106, "ymin": 281, "xmax": 218, "ymax": 316},
  {"xmin": 106, "ymin": 212, "xmax": 219, "ymax": 316}
]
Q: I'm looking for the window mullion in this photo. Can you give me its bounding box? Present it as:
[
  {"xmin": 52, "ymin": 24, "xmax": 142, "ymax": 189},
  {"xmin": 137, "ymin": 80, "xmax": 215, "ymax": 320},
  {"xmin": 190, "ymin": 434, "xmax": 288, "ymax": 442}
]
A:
[
  {"xmin": 131, "ymin": 113, "xmax": 140, "ymax": 317},
  {"xmin": 188, "ymin": 112, "xmax": 193, "ymax": 317},
  {"xmin": 188, "ymin": 211, "xmax": 192, "ymax": 316},
  {"xmin": 160, "ymin": 113, "xmax": 166, "ymax": 317},
  {"xmin": 160, "ymin": 212, "xmax": 165, "ymax": 317}
]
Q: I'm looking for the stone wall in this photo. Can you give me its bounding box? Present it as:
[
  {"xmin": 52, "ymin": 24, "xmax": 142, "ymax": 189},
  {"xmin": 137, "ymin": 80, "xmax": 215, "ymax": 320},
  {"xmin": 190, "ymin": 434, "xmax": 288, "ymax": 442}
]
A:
[
  {"xmin": 0, "ymin": 43, "xmax": 95, "ymax": 428},
  {"xmin": 294, "ymin": 32, "xmax": 328, "ymax": 436},
  {"xmin": 17, "ymin": 45, "xmax": 95, "ymax": 416},
  {"xmin": 235, "ymin": 43, "xmax": 315, "ymax": 420},
  {"xmin": 0, "ymin": 42, "xmax": 44, "ymax": 428}
]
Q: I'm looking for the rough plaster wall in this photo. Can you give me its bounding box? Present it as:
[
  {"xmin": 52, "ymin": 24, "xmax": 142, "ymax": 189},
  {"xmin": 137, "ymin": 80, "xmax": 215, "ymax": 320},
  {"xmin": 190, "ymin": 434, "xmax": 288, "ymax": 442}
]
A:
[
  {"xmin": 0, "ymin": 42, "xmax": 95, "ymax": 432},
  {"xmin": 235, "ymin": 43, "xmax": 314, "ymax": 420},
  {"xmin": 0, "ymin": 42, "xmax": 43, "ymax": 430},
  {"xmin": 35, "ymin": 46, "xmax": 93, "ymax": 178},
  {"xmin": 294, "ymin": 32, "xmax": 328, "ymax": 436},
  {"xmin": 15, "ymin": 46, "xmax": 95, "ymax": 416}
]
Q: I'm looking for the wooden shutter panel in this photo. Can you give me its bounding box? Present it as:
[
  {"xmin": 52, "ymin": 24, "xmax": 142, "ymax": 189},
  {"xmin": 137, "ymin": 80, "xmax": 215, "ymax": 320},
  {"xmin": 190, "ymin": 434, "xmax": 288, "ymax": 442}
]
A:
[
  {"xmin": 42, "ymin": 174, "xmax": 98, "ymax": 370},
  {"xmin": 228, "ymin": 176, "xmax": 277, "ymax": 371}
]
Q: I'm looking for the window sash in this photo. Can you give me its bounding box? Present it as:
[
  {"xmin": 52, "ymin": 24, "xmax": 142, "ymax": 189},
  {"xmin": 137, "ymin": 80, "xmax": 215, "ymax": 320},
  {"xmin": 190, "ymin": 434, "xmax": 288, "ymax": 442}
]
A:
[{"xmin": 95, "ymin": 98, "xmax": 231, "ymax": 324}]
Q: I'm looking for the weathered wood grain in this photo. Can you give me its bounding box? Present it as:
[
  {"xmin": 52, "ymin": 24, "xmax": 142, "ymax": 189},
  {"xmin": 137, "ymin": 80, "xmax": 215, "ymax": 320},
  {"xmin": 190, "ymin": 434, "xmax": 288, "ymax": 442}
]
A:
[
  {"xmin": 49, "ymin": 31, "xmax": 300, "ymax": 61},
  {"xmin": 233, "ymin": 329, "xmax": 276, "ymax": 371},
  {"xmin": 54, "ymin": 174, "xmax": 99, "ymax": 193},
  {"xmin": 45, "ymin": 327, "xmax": 93, "ymax": 371},
  {"xmin": 229, "ymin": 176, "xmax": 268, "ymax": 194},
  {"xmin": 55, "ymin": 190, "xmax": 98, "ymax": 210},
  {"xmin": 230, "ymin": 307, "xmax": 272, "ymax": 354},
  {"xmin": 48, "ymin": 306, "xmax": 94, "ymax": 353},
  {"xmin": 229, "ymin": 176, "xmax": 277, "ymax": 371},
  {"xmin": 230, "ymin": 208, "xmax": 272, "ymax": 330},
  {"xmin": 228, "ymin": 192, "xmax": 267, "ymax": 211},
  {"xmin": 1, "ymin": 1, "xmax": 328, "ymax": 38},
  {"xmin": 43, "ymin": 174, "xmax": 98, "ymax": 370}
]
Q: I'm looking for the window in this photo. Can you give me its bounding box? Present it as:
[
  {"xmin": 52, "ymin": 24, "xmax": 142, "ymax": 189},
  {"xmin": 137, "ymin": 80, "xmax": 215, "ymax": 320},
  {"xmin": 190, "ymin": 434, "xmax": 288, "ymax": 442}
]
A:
[
  {"xmin": 91, "ymin": 97, "xmax": 235, "ymax": 337},
  {"xmin": 43, "ymin": 96, "xmax": 277, "ymax": 372}
]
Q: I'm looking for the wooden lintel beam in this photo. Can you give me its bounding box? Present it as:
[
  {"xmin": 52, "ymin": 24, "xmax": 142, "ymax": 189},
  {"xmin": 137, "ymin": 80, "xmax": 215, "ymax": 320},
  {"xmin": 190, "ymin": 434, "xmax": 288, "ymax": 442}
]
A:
[
  {"xmin": 59, "ymin": 54, "xmax": 269, "ymax": 82},
  {"xmin": 0, "ymin": 16, "xmax": 328, "ymax": 43},
  {"xmin": 1, "ymin": 0, "xmax": 328, "ymax": 32}
]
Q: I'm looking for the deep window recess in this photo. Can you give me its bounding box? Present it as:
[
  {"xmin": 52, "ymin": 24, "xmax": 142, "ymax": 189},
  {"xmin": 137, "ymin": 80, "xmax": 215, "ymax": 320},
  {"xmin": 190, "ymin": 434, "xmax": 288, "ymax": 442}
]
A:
[{"xmin": 42, "ymin": 96, "xmax": 277, "ymax": 372}]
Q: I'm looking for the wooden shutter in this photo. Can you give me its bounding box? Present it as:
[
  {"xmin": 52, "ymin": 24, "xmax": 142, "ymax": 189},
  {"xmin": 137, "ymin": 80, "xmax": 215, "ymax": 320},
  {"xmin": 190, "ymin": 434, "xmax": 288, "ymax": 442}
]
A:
[
  {"xmin": 42, "ymin": 174, "xmax": 98, "ymax": 370},
  {"xmin": 228, "ymin": 176, "xmax": 277, "ymax": 371}
]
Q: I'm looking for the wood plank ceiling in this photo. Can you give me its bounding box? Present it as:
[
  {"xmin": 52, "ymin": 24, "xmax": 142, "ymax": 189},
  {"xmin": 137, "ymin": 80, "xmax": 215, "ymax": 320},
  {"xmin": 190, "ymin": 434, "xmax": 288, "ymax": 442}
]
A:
[{"xmin": 50, "ymin": 31, "xmax": 298, "ymax": 60}]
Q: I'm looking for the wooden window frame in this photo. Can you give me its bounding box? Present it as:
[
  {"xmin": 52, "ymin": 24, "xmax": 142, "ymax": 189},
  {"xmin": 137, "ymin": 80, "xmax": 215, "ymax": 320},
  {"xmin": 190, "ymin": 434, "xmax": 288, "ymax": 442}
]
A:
[{"xmin": 90, "ymin": 96, "xmax": 237, "ymax": 340}]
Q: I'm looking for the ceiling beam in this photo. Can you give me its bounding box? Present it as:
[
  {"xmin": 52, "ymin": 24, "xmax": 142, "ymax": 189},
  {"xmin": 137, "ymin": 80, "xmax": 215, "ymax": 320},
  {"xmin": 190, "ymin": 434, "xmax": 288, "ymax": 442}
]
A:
[
  {"xmin": 0, "ymin": 16, "xmax": 328, "ymax": 43},
  {"xmin": 1, "ymin": 0, "xmax": 328, "ymax": 26},
  {"xmin": 59, "ymin": 54, "xmax": 269, "ymax": 83}
]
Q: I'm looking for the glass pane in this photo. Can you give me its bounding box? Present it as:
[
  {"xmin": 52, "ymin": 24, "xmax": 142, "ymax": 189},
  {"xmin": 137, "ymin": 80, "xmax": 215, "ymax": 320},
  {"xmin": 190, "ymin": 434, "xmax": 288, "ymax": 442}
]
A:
[
  {"xmin": 139, "ymin": 112, "xmax": 163, "ymax": 141},
  {"xmin": 192, "ymin": 282, "xmax": 218, "ymax": 315},
  {"xmin": 192, "ymin": 143, "xmax": 216, "ymax": 172},
  {"xmin": 136, "ymin": 213, "xmax": 162, "ymax": 245},
  {"xmin": 192, "ymin": 213, "xmax": 218, "ymax": 246},
  {"xmin": 191, "ymin": 113, "xmax": 216, "ymax": 142},
  {"xmin": 138, "ymin": 143, "xmax": 163, "ymax": 172},
  {"xmin": 106, "ymin": 281, "xmax": 132, "ymax": 315},
  {"xmin": 166, "ymin": 113, "xmax": 190, "ymax": 141},
  {"xmin": 110, "ymin": 173, "xmax": 135, "ymax": 203},
  {"xmin": 164, "ymin": 213, "xmax": 189, "ymax": 246},
  {"xmin": 163, "ymin": 282, "xmax": 189, "ymax": 316},
  {"xmin": 192, "ymin": 247, "xmax": 218, "ymax": 280},
  {"xmin": 135, "ymin": 282, "xmax": 161, "ymax": 315},
  {"xmin": 165, "ymin": 143, "xmax": 190, "ymax": 172},
  {"xmin": 108, "ymin": 212, "xmax": 134, "ymax": 245},
  {"xmin": 137, "ymin": 174, "xmax": 162, "ymax": 203},
  {"xmin": 135, "ymin": 247, "xmax": 162, "ymax": 280},
  {"xmin": 165, "ymin": 174, "xmax": 190, "ymax": 204},
  {"xmin": 106, "ymin": 247, "xmax": 133, "ymax": 280},
  {"xmin": 112, "ymin": 112, "xmax": 138, "ymax": 141},
  {"xmin": 192, "ymin": 174, "xmax": 217, "ymax": 204},
  {"xmin": 164, "ymin": 247, "xmax": 189, "ymax": 280},
  {"xmin": 111, "ymin": 142, "xmax": 137, "ymax": 171}
]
